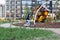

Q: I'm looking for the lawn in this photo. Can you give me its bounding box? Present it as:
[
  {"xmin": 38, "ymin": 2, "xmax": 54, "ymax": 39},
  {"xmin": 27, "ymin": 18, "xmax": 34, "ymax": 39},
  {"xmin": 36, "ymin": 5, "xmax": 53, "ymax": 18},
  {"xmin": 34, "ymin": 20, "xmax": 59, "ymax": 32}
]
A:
[{"xmin": 0, "ymin": 27, "xmax": 60, "ymax": 40}]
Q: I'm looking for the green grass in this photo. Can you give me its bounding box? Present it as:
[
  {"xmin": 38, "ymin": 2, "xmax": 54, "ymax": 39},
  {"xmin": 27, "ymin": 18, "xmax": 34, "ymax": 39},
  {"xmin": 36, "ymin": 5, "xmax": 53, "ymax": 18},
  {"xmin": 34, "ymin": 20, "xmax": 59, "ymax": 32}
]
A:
[{"xmin": 0, "ymin": 27, "xmax": 60, "ymax": 40}]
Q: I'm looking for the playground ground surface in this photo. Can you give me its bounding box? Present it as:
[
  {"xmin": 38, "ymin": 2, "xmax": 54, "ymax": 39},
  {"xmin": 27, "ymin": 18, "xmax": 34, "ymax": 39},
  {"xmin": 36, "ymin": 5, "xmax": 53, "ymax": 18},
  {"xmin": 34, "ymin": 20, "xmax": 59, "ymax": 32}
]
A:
[{"xmin": 13, "ymin": 22, "xmax": 60, "ymax": 28}]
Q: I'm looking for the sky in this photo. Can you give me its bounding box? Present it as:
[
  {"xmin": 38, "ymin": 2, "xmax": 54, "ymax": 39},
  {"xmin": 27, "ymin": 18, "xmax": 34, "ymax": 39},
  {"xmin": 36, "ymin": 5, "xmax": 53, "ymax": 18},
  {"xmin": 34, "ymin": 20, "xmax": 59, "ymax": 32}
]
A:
[{"xmin": 0, "ymin": 0, "xmax": 5, "ymax": 4}]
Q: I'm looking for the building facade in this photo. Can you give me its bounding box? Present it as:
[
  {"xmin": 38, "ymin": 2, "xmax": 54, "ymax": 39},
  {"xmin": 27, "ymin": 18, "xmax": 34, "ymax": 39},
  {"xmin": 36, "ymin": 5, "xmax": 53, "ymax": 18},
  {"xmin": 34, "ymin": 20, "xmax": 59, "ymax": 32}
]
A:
[
  {"xmin": 0, "ymin": 4, "xmax": 5, "ymax": 18},
  {"xmin": 6, "ymin": 0, "xmax": 21, "ymax": 19}
]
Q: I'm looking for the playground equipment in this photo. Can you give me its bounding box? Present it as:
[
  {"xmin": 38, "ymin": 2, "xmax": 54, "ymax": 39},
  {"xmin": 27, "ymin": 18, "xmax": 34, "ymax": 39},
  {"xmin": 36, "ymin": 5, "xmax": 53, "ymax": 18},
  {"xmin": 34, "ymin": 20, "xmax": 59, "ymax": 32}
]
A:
[
  {"xmin": 34, "ymin": 5, "xmax": 50, "ymax": 24},
  {"xmin": 24, "ymin": 5, "xmax": 50, "ymax": 26},
  {"xmin": 36, "ymin": 9, "xmax": 49, "ymax": 22}
]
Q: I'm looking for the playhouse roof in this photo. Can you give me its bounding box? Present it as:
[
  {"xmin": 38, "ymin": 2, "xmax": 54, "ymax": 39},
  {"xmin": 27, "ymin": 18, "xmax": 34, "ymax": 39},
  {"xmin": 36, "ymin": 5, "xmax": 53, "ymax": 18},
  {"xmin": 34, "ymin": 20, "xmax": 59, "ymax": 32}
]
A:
[{"xmin": 40, "ymin": 5, "xmax": 50, "ymax": 12}]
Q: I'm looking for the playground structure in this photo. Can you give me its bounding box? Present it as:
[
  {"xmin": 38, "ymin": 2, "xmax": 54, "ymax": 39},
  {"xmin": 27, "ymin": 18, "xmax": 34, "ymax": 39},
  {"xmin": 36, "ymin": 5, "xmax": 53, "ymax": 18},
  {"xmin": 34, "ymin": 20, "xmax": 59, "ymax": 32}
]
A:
[
  {"xmin": 35, "ymin": 5, "xmax": 50, "ymax": 23},
  {"xmin": 33, "ymin": 5, "xmax": 51, "ymax": 24},
  {"xmin": 23, "ymin": 5, "xmax": 51, "ymax": 26}
]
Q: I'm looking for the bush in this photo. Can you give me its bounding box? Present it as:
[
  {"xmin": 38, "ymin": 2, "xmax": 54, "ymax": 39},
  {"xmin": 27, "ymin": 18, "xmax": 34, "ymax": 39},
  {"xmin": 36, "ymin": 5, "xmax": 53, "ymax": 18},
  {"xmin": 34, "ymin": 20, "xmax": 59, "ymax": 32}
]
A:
[
  {"xmin": 0, "ymin": 18, "xmax": 5, "ymax": 20},
  {"xmin": 0, "ymin": 18, "xmax": 10, "ymax": 24}
]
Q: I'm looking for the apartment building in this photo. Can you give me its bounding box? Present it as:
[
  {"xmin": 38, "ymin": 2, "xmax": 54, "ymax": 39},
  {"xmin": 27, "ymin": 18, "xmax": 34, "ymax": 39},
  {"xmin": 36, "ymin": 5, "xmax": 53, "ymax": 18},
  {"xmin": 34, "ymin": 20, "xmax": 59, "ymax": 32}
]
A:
[
  {"xmin": 6, "ymin": 0, "xmax": 21, "ymax": 19},
  {"xmin": 0, "ymin": 4, "xmax": 5, "ymax": 18}
]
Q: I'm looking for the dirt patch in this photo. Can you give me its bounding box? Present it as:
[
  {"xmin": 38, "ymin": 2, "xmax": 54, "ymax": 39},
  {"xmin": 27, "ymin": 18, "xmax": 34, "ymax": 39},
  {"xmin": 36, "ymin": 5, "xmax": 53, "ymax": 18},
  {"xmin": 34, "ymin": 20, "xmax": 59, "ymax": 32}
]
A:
[
  {"xmin": 13, "ymin": 22, "xmax": 60, "ymax": 28},
  {"xmin": 35, "ymin": 22, "xmax": 60, "ymax": 28}
]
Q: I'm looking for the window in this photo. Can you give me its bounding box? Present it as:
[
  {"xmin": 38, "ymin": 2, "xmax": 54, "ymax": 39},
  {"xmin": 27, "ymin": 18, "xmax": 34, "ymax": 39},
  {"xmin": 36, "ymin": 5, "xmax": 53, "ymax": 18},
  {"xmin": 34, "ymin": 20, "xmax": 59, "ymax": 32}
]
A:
[
  {"xmin": 16, "ymin": 1, "xmax": 20, "ymax": 5},
  {"xmin": 11, "ymin": 10, "xmax": 14, "ymax": 13},
  {"xmin": 22, "ymin": 6, "xmax": 25, "ymax": 9},
  {"xmin": 6, "ymin": 2, "xmax": 9, "ymax": 4},
  {"xmin": 26, "ymin": 1, "xmax": 32, "ymax": 5},
  {"xmin": 36, "ymin": 1, "xmax": 39, "ymax": 4},
  {"xmin": 10, "ymin": 6, "xmax": 15, "ymax": 10},
  {"xmin": 11, "ymin": 0, "xmax": 15, "ymax": 2},
  {"xmin": 58, "ymin": 1, "xmax": 60, "ymax": 4},
  {"xmin": 22, "ymin": 10, "xmax": 25, "ymax": 13},
  {"xmin": 6, "ymin": 5, "xmax": 9, "ymax": 10},
  {"xmin": 52, "ymin": 1, "xmax": 56, "ymax": 5},
  {"xmin": 16, "ymin": 10, "xmax": 20, "ymax": 13},
  {"xmin": 22, "ymin": 1, "xmax": 26, "ymax": 5},
  {"xmin": 37, "ymin": 0, "xmax": 41, "ymax": 1},
  {"xmin": 17, "ymin": 10, "xmax": 20, "ymax": 13},
  {"xmin": 28, "ymin": 6, "xmax": 31, "ymax": 9},
  {"xmin": 32, "ymin": 2, "xmax": 36, "ymax": 6},
  {"xmin": 16, "ymin": 6, "xmax": 20, "ymax": 9},
  {"xmin": 39, "ymin": 2, "xmax": 42, "ymax": 4},
  {"xmin": 32, "ymin": 0, "xmax": 36, "ymax": 1},
  {"xmin": 6, "ymin": 0, "xmax": 9, "ymax": 2},
  {"xmin": 6, "ymin": 2, "xmax": 9, "ymax": 5},
  {"xmin": 32, "ymin": 2, "xmax": 35, "ymax": 4},
  {"xmin": 10, "ymin": 1, "xmax": 15, "ymax": 5}
]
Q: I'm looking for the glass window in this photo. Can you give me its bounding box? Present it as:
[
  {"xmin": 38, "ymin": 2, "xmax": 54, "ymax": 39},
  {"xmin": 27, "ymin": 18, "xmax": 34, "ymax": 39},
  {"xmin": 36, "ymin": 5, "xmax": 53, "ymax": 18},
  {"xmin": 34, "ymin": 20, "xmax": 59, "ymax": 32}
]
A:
[
  {"xmin": 36, "ymin": 1, "xmax": 39, "ymax": 4},
  {"xmin": 28, "ymin": 6, "xmax": 31, "ymax": 9},
  {"xmin": 32, "ymin": 2, "xmax": 35, "ymax": 4},
  {"xmin": 10, "ymin": 1, "xmax": 15, "ymax": 5},
  {"xmin": 10, "ymin": 6, "xmax": 15, "ymax": 10},
  {"xmin": 6, "ymin": 2, "xmax": 9, "ymax": 5},
  {"xmin": 6, "ymin": 2, "xmax": 9, "ymax": 4},
  {"xmin": 32, "ymin": 0, "xmax": 36, "ymax": 1},
  {"xmin": 47, "ymin": 5, "xmax": 50, "ymax": 8},
  {"xmin": 41, "ymin": 1, "xmax": 46, "ymax": 5},
  {"xmin": 37, "ymin": 0, "xmax": 41, "ymax": 1},
  {"xmin": 11, "ymin": 0, "xmax": 15, "ymax": 2},
  {"xmin": 41, "ymin": 0, "xmax": 46, "ymax": 1},
  {"xmin": 6, "ymin": 6, "xmax": 9, "ymax": 10},
  {"xmin": 22, "ymin": 0, "xmax": 32, "ymax": 1},
  {"xmin": 22, "ymin": 1, "xmax": 26, "ymax": 5},
  {"xmin": 39, "ymin": 2, "xmax": 42, "ymax": 4},
  {"xmin": 47, "ymin": 1, "xmax": 50, "ymax": 4},
  {"xmin": 52, "ymin": 1, "xmax": 56, "ymax": 4},
  {"xmin": 16, "ymin": 1, "xmax": 20, "ymax": 4},
  {"xmin": 16, "ymin": 6, "xmax": 20, "ymax": 9},
  {"xmin": 17, "ymin": 6, "xmax": 20, "ymax": 8},
  {"xmin": 22, "ymin": 10, "xmax": 25, "ymax": 13},
  {"xmin": 22, "ymin": 6, "xmax": 25, "ymax": 9},
  {"xmin": 58, "ymin": 1, "xmax": 60, "ymax": 4},
  {"xmin": 6, "ymin": 0, "xmax": 9, "ymax": 2},
  {"xmin": 17, "ymin": 10, "xmax": 20, "ymax": 13},
  {"xmin": 11, "ymin": 11, "xmax": 14, "ymax": 13},
  {"xmin": 42, "ymin": 1, "xmax": 46, "ymax": 4},
  {"xmin": 26, "ymin": 1, "xmax": 32, "ymax": 5},
  {"xmin": 16, "ymin": 10, "xmax": 20, "ymax": 13}
]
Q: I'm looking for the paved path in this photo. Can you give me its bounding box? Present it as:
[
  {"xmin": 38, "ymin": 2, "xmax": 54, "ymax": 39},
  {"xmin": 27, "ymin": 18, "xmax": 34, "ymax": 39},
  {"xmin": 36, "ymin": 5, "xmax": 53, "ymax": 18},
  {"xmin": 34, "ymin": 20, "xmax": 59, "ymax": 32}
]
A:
[
  {"xmin": 0, "ymin": 23, "xmax": 60, "ymax": 34},
  {"xmin": 25, "ymin": 27, "xmax": 60, "ymax": 34},
  {"xmin": 48, "ymin": 28, "xmax": 60, "ymax": 34},
  {"xmin": 0, "ymin": 23, "xmax": 18, "ymax": 28}
]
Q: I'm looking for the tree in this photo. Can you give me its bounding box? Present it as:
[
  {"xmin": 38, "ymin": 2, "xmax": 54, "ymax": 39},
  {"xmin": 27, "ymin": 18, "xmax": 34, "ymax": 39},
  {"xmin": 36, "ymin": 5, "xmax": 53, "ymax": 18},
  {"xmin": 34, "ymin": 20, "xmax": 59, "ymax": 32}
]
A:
[{"xmin": 23, "ymin": 6, "xmax": 31, "ymax": 19}]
